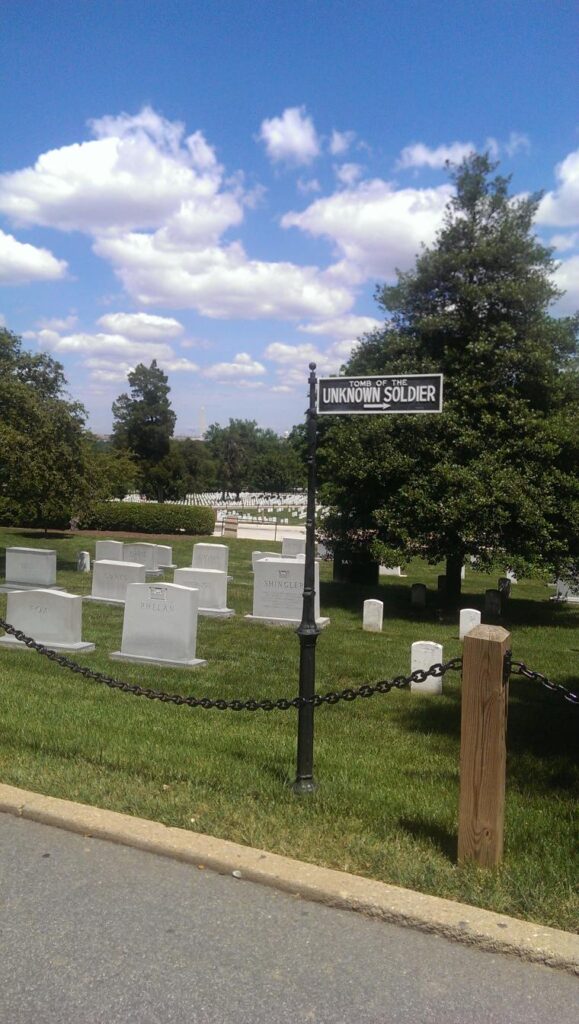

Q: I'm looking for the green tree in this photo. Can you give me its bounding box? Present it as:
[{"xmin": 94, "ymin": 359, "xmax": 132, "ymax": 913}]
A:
[
  {"xmin": 318, "ymin": 154, "xmax": 578, "ymax": 603},
  {"xmin": 0, "ymin": 328, "xmax": 94, "ymax": 530},
  {"xmin": 112, "ymin": 360, "xmax": 177, "ymax": 500},
  {"xmin": 205, "ymin": 419, "xmax": 304, "ymax": 496}
]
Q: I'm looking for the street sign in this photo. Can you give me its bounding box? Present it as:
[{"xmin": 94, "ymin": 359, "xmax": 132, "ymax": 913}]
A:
[{"xmin": 317, "ymin": 373, "xmax": 443, "ymax": 415}]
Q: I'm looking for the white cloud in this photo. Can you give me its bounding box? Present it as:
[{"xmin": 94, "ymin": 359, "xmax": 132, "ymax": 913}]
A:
[
  {"xmin": 264, "ymin": 339, "xmax": 357, "ymax": 383},
  {"xmin": 505, "ymin": 131, "xmax": 531, "ymax": 158},
  {"xmin": 97, "ymin": 311, "xmax": 184, "ymax": 340},
  {"xmin": 549, "ymin": 232, "xmax": 579, "ymax": 253},
  {"xmin": 0, "ymin": 229, "xmax": 67, "ymax": 285},
  {"xmin": 335, "ymin": 163, "xmax": 363, "ymax": 187},
  {"xmin": 537, "ymin": 149, "xmax": 579, "ymax": 227},
  {"xmin": 94, "ymin": 233, "xmax": 353, "ymax": 319},
  {"xmin": 258, "ymin": 106, "xmax": 320, "ymax": 166},
  {"xmin": 329, "ymin": 130, "xmax": 356, "ymax": 156},
  {"xmin": 553, "ymin": 255, "xmax": 579, "ymax": 315},
  {"xmin": 298, "ymin": 314, "xmax": 382, "ymax": 339},
  {"xmin": 485, "ymin": 137, "xmax": 500, "ymax": 160},
  {"xmin": 0, "ymin": 106, "xmax": 243, "ymax": 236},
  {"xmin": 36, "ymin": 328, "xmax": 176, "ymax": 361},
  {"xmin": 297, "ymin": 177, "xmax": 321, "ymax": 195},
  {"xmin": 282, "ymin": 179, "xmax": 451, "ymax": 281},
  {"xmin": 203, "ymin": 352, "xmax": 266, "ymax": 379},
  {"xmin": 396, "ymin": 141, "xmax": 475, "ymax": 170},
  {"xmin": 36, "ymin": 314, "xmax": 78, "ymax": 331}
]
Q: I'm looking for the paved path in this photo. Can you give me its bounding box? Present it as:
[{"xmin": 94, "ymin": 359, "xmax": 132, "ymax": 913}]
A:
[{"xmin": 0, "ymin": 814, "xmax": 576, "ymax": 1024}]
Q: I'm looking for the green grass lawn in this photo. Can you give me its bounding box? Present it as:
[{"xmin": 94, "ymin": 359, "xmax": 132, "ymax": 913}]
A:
[{"xmin": 0, "ymin": 526, "xmax": 577, "ymax": 931}]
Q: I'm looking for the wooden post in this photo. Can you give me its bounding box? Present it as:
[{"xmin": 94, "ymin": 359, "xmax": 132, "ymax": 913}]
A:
[{"xmin": 458, "ymin": 624, "xmax": 510, "ymax": 866}]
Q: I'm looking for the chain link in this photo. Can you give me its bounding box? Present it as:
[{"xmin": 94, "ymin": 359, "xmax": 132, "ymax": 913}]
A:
[
  {"xmin": 0, "ymin": 617, "xmax": 462, "ymax": 711},
  {"xmin": 510, "ymin": 660, "xmax": 579, "ymax": 706}
]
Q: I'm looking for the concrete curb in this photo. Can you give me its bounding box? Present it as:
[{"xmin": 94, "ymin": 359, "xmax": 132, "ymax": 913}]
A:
[{"xmin": 1, "ymin": 782, "xmax": 577, "ymax": 975}]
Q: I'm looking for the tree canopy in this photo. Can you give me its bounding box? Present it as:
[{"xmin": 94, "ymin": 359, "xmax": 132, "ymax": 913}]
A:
[
  {"xmin": 112, "ymin": 360, "xmax": 177, "ymax": 500},
  {"xmin": 318, "ymin": 154, "xmax": 578, "ymax": 601},
  {"xmin": 0, "ymin": 328, "xmax": 93, "ymax": 529}
]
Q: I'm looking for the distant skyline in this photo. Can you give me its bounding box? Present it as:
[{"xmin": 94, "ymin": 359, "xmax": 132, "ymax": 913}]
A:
[{"xmin": 0, "ymin": 0, "xmax": 577, "ymax": 435}]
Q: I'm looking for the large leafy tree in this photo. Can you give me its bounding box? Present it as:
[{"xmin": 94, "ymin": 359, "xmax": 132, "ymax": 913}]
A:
[
  {"xmin": 0, "ymin": 328, "xmax": 95, "ymax": 530},
  {"xmin": 318, "ymin": 155, "xmax": 578, "ymax": 603},
  {"xmin": 112, "ymin": 360, "xmax": 177, "ymax": 500},
  {"xmin": 205, "ymin": 419, "xmax": 304, "ymax": 497}
]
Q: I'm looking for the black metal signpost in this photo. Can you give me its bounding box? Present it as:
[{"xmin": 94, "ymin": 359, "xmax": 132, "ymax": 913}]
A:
[{"xmin": 293, "ymin": 366, "xmax": 444, "ymax": 794}]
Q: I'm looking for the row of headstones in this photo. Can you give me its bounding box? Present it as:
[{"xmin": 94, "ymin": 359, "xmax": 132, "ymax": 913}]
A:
[
  {"xmin": 363, "ymin": 600, "xmax": 482, "ymax": 640},
  {"xmin": 399, "ymin": 580, "xmax": 516, "ymax": 614},
  {"xmin": 0, "ymin": 556, "xmax": 329, "ymax": 666}
]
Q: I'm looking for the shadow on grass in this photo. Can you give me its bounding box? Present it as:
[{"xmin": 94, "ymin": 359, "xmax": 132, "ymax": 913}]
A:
[{"xmin": 398, "ymin": 816, "xmax": 457, "ymax": 861}]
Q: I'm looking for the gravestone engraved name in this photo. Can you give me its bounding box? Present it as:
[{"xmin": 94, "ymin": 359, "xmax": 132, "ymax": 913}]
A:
[
  {"xmin": 246, "ymin": 558, "xmax": 329, "ymax": 628},
  {"xmin": 0, "ymin": 589, "xmax": 94, "ymax": 652},
  {"xmin": 111, "ymin": 582, "xmax": 206, "ymax": 668},
  {"xmin": 85, "ymin": 560, "xmax": 146, "ymax": 605}
]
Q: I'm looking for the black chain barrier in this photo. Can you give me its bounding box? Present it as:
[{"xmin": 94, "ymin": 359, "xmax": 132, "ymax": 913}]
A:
[
  {"xmin": 0, "ymin": 617, "xmax": 461, "ymax": 711},
  {"xmin": 510, "ymin": 660, "xmax": 579, "ymax": 706}
]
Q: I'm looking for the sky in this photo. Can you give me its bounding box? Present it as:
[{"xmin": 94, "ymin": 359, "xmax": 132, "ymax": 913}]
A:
[{"xmin": 0, "ymin": 0, "xmax": 577, "ymax": 437}]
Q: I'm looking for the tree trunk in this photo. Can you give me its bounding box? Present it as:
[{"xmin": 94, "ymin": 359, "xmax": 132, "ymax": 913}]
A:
[{"xmin": 445, "ymin": 551, "xmax": 464, "ymax": 608}]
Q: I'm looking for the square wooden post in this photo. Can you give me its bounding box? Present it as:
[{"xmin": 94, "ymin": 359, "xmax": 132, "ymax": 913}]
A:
[{"xmin": 458, "ymin": 624, "xmax": 510, "ymax": 866}]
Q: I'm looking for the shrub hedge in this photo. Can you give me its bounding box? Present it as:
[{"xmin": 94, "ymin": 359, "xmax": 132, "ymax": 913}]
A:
[{"xmin": 78, "ymin": 502, "xmax": 215, "ymax": 536}]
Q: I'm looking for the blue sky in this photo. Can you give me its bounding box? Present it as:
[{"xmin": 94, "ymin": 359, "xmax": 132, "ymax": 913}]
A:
[{"xmin": 1, "ymin": 0, "xmax": 577, "ymax": 436}]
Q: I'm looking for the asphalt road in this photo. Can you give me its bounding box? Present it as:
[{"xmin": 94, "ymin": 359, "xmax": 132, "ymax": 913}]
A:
[{"xmin": 0, "ymin": 814, "xmax": 576, "ymax": 1024}]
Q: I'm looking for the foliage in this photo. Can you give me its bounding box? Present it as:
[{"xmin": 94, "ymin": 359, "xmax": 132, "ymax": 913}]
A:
[
  {"xmin": 205, "ymin": 419, "xmax": 304, "ymax": 496},
  {"xmin": 112, "ymin": 360, "xmax": 177, "ymax": 499},
  {"xmin": 78, "ymin": 500, "xmax": 215, "ymax": 535},
  {"xmin": 318, "ymin": 154, "xmax": 578, "ymax": 602},
  {"xmin": 0, "ymin": 328, "xmax": 96, "ymax": 530}
]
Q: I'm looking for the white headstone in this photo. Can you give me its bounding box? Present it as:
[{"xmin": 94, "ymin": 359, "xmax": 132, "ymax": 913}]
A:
[
  {"xmin": 95, "ymin": 540, "xmax": 124, "ymax": 562},
  {"xmin": 111, "ymin": 582, "xmax": 206, "ymax": 668},
  {"xmin": 192, "ymin": 543, "xmax": 229, "ymax": 575},
  {"xmin": 85, "ymin": 559, "xmax": 146, "ymax": 605},
  {"xmin": 379, "ymin": 565, "xmax": 402, "ymax": 576},
  {"xmin": 77, "ymin": 551, "xmax": 91, "ymax": 572},
  {"xmin": 363, "ymin": 599, "xmax": 383, "ymax": 632},
  {"xmin": 0, "ymin": 589, "xmax": 94, "ymax": 652},
  {"xmin": 123, "ymin": 542, "xmax": 161, "ymax": 574},
  {"xmin": 246, "ymin": 558, "xmax": 329, "ymax": 627},
  {"xmin": 459, "ymin": 608, "xmax": 481, "ymax": 641},
  {"xmin": 411, "ymin": 583, "xmax": 427, "ymax": 608},
  {"xmin": 555, "ymin": 579, "xmax": 579, "ymax": 603},
  {"xmin": 173, "ymin": 567, "xmax": 234, "ymax": 617},
  {"xmin": 2, "ymin": 547, "xmax": 58, "ymax": 591},
  {"xmin": 411, "ymin": 641, "xmax": 444, "ymax": 695},
  {"xmin": 156, "ymin": 544, "xmax": 175, "ymax": 569},
  {"xmin": 251, "ymin": 550, "xmax": 279, "ymax": 572},
  {"xmin": 461, "ymin": 564, "xmax": 466, "ymax": 580},
  {"xmin": 281, "ymin": 537, "xmax": 306, "ymax": 558},
  {"xmin": 506, "ymin": 569, "xmax": 518, "ymax": 584}
]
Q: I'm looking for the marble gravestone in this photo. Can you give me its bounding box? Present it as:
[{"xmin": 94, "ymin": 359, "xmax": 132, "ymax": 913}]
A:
[
  {"xmin": 192, "ymin": 543, "xmax": 229, "ymax": 576},
  {"xmin": 410, "ymin": 641, "xmax": 444, "ymax": 695},
  {"xmin": 111, "ymin": 582, "xmax": 206, "ymax": 668},
  {"xmin": 251, "ymin": 550, "xmax": 280, "ymax": 572},
  {"xmin": 246, "ymin": 557, "xmax": 329, "ymax": 628},
  {"xmin": 85, "ymin": 560, "xmax": 146, "ymax": 605},
  {"xmin": 95, "ymin": 540, "xmax": 124, "ymax": 562},
  {"xmin": 173, "ymin": 567, "xmax": 234, "ymax": 617},
  {"xmin": 281, "ymin": 537, "xmax": 306, "ymax": 558},
  {"xmin": 555, "ymin": 579, "xmax": 579, "ymax": 603},
  {"xmin": 459, "ymin": 608, "xmax": 481, "ymax": 641},
  {"xmin": 0, "ymin": 589, "xmax": 94, "ymax": 652},
  {"xmin": 1, "ymin": 547, "xmax": 60, "ymax": 592},
  {"xmin": 379, "ymin": 565, "xmax": 404, "ymax": 577},
  {"xmin": 123, "ymin": 542, "xmax": 162, "ymax": 575},
  {"xmin": 156, "ymin": 544, "xmax": 176, "ymax": 569},
  {"xmin": 363, "ymin": 599, "xmax": 383, "ymax": 632}
]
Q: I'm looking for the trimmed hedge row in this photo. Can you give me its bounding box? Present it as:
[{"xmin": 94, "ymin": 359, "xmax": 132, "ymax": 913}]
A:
[{"xmin": 78, "ymin": 502, "xmax": 215, "ymax": 536}]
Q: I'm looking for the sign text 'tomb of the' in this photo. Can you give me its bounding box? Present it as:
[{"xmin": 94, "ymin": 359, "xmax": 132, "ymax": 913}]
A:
[{"xmin": 317, "ymin": 374, "xmax": 443, "ymax": 415}]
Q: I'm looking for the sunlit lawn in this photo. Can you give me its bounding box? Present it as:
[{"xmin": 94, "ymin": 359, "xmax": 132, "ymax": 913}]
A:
[{"xmin": 0, "ymin": 526, "xmax": 577, "ymax": 931}]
